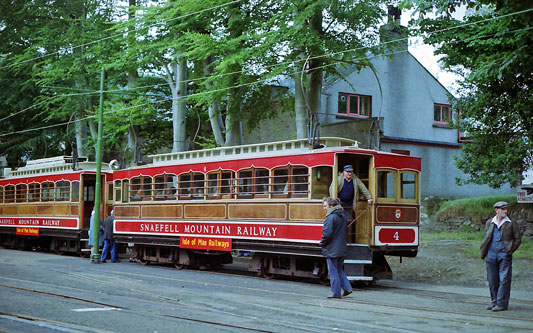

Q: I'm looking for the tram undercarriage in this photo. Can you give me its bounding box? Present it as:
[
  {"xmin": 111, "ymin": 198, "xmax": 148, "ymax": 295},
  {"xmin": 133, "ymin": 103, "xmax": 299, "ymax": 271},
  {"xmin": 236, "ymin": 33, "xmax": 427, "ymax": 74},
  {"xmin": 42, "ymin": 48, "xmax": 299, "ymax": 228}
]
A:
[{"xmin": 115, "ymin": 235, "xmax": 398, "ymax": 283}]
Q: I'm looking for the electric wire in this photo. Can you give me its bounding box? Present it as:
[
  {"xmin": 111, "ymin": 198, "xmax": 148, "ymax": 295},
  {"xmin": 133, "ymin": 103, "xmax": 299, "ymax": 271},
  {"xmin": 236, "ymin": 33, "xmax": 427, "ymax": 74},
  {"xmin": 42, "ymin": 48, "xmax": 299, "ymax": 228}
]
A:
[
  {"xmin": 0, "ymin": 0, "xmax": 245, "ymax": 71},
  {"xmin": 2, "ymin": 13, "xmax": 532, "ymax": 137},
  {"xmin": 2, "ymin": 18, "xmax": 531, "ymax": 139}
]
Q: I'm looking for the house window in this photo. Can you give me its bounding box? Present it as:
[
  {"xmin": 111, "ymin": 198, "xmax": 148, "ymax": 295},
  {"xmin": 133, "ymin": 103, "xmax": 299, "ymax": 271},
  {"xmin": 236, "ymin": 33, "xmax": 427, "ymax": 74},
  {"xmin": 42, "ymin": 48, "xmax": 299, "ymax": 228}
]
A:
[
  {"xmin": 434, "ymin": 104, "xmax": 451, "ymax": 125},
  {"xmin": 338, "ymin": 92, "xmax": 371, "ymax": 118}
]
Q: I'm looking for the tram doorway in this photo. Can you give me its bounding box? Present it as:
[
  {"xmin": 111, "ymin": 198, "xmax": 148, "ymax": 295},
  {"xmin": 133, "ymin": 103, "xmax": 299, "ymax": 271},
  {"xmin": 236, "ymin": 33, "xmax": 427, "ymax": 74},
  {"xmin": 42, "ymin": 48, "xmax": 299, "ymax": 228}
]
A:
[
  {"xmin": 80, "ymin": 174, "xmax": 105, "ymax": 231},
  {"xmin": 335, "ymin": 153, "xmax": 373, "ymax": 244}
]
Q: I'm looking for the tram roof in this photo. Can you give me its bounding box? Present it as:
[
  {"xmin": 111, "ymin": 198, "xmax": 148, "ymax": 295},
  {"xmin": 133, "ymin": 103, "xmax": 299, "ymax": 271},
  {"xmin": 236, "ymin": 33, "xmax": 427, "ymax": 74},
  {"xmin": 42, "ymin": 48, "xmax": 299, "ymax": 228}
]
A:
[
  {"xmin": 113, "ymin": 137, "xmax": 421, "ymax": 179},
  {"xmin": 0, "ymin": 156, "xmax": 113, "ymax": 185}
]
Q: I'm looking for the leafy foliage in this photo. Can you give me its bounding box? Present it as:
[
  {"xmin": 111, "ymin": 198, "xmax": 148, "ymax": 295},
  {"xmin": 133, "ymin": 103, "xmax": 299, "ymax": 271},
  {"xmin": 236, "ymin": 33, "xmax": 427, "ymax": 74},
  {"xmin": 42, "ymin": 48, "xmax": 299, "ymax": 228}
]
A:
[{"xmin": 401, "ymin": 0, "xmax": 533, "ymax": 187}]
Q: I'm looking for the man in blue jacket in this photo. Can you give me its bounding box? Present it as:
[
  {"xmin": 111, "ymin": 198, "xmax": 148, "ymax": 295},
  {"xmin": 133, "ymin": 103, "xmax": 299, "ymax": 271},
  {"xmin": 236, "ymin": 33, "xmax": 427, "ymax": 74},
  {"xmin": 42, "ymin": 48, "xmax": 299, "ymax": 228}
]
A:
[{"xmin": 320, "ymin": 197, "xmax": 353, "ymax": 299}]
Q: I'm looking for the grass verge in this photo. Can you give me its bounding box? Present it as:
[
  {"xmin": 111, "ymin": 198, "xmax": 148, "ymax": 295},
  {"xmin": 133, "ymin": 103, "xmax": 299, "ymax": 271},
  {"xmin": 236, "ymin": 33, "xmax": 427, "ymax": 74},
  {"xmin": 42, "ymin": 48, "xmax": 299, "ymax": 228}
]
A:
[{"xmin": 422, "ymin": 230, "xmax": 533, "ymax": 259}]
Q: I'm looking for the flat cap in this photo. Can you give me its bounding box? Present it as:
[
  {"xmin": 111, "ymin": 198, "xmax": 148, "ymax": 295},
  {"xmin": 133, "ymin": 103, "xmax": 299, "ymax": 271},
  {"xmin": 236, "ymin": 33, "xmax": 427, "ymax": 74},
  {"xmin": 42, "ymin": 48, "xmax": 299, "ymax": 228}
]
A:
[
  {"xmin": 343, "ymin": 165, "xmax": 354, "ymax": 172},
  {"xmin": 493, "ymin": 201, "xmax": 508, "ymax": 209}
]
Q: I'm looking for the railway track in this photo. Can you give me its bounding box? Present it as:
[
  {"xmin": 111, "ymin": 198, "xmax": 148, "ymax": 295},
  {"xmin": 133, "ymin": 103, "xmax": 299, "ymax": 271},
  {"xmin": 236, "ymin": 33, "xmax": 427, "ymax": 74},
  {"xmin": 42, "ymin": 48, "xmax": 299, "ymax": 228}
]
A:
[{"xmin": 1, "ymin": 261, "xmax": 532, "ymax": 333}]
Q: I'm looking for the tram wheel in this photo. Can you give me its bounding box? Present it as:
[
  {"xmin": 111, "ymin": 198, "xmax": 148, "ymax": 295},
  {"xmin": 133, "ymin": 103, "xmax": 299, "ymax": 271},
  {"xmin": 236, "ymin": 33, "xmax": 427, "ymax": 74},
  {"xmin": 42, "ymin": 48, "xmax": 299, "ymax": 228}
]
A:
[
  {"xmin": 174, "ymin": 262, "xmax": 185, "ymax": 270},
  {"xmin": 262, "ymin": 272, "xmax": 275, "ymax": 280},
  {"xmin": 139, "ymin": 258, "xmax": 149, "ymax": 266}
]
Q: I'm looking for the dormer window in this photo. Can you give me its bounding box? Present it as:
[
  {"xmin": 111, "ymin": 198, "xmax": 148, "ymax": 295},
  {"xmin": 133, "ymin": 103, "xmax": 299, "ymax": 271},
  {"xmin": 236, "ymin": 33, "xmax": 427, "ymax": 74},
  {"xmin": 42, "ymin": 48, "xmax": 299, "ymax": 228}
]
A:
[{"xmin": 338, "ymin": 92, "xmax": 371, "ymax": 118}]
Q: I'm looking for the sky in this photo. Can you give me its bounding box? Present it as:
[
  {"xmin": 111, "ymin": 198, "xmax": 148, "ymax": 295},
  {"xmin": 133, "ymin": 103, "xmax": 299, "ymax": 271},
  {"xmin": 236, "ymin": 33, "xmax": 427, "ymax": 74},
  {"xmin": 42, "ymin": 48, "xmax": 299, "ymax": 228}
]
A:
[{"xmin": 400, "ymin": 8, "xmax": 466, "ymax": 96}]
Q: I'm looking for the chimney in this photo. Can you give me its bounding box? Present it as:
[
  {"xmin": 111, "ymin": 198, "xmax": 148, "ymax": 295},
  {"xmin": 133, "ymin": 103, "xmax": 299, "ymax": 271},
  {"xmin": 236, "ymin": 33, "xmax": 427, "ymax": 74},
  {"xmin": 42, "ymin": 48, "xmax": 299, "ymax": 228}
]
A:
[{"xmin": 379, "ymin": 6, "xmax": 408, "ymax": 51}]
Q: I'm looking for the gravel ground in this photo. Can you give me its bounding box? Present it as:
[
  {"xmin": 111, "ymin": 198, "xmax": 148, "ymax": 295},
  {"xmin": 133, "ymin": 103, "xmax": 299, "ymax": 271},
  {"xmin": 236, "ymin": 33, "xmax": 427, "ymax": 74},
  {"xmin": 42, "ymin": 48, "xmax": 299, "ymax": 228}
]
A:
[{"xmin": 387, "ymin": 217, "xmax": 533, "ymax": 291}]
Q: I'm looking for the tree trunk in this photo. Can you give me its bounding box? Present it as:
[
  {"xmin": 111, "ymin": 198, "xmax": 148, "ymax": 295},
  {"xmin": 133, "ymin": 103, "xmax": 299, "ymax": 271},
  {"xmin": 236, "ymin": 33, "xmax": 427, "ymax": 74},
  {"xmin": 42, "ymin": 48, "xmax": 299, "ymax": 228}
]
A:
[
  {"xmin": 172, "ymin": 58, "xmax": 187, "ymax": 152},
  {"xmin": 294, "ymin": 66, "xmax": 308, "ymax": 139},
  {"xmin": 75, "ymin": 116, "xmax": 87, "ymax": 157},
  {"xmin": 203, "ymin": 57, "xmax": 225, "ymax": 146}
]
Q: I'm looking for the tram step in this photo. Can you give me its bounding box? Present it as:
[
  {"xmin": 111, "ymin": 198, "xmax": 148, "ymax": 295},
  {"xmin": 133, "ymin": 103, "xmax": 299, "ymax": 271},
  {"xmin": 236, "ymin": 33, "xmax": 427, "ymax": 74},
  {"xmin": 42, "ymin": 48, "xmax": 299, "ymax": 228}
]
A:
[
  {"xmin": 80, "ymin": 248, "xmax": 91, "ymax": 252},
  {"xmin": 347, "ymin": 276, "xmax": 373, "ymax": 281}
]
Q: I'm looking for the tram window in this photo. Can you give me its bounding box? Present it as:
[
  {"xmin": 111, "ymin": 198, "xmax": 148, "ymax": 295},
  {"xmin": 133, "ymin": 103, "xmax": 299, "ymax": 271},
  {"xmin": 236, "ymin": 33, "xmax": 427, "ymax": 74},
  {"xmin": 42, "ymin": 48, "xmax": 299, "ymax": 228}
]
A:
[
  {"xmin": 0, "ymin": 186, "xmax": 3, "ymax": 203},
  {"xmin": 207, "ymin": 173, "xmax": 219, "ymax": 197},
  {"xmin": 16, "ymin": 184, "xmax": 28, "ymax": 202},
  {"xmin": 178, "ymin": 172, "xmax": 204, "ymax": 199},
  {"xmin": 292, "ymin": 167, "xmax": 309, "ymax": 197},
  {"xmin": 255, "ymin": 169, "xmax": 269, "ymax": 196},
  {"xmin": 220, "ymin": 171, "xmax": 234, "ymax": 196},
  {"xmin": 55, "ymin": 181, "xmax": 70, "ymax": 202},
  {"xmin": 238, "ymin": 170, "xmax": 252, "ymax": 197},
  {"xmin": 400, "ymin": 172, "xmax": 416, "ymax": 200},
  {"xmin": 154, "ymin": 174, "xmax": 177, "ymax": 200},
  {"xmin": 130, "ymin": 176, "xmax": 152, "ymax": 201},
  {"xmin": 114, "ymin": 180, "xmax": 122, "ymax": 202},
  {"xmin": 4, "ymin": 185, "xmax": 14, "ymax": 203},
  {"xmin": 29, "ymin": 183, "xmax": 41, "ymax": 202},
  {"xmin": 178, "ymin": 174, "xmax": 191, "ymax": 198},
  {"xmin": 122, "ymin": 180, "xmax": 129, "ymax": 202},
  {"xmin": 377, "ymin": 171, "xmax": 396, "ymax": 199},
  {"xmin": 42, "ymin": 182, "xmax": 55, "ymax": 201},
  {"xmin": 72, "ymin": 181, "xmax": 80, "ymax": 202},
  {"xmin": 311, "ymin": 166, "xmax": 332, "ymax": 199},
  {"xmin": 192, "ymin": 174, "xmax": 204, "ymax": 198},
  {"xmin": 273, "ymin": 168, "xmax": 289, "ymax": 196}
]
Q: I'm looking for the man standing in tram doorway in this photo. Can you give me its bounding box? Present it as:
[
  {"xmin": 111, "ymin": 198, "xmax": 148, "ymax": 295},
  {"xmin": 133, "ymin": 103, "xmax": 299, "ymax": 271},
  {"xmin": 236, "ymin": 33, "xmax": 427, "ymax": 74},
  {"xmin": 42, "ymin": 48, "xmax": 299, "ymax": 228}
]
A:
[
  {"xmin": 320, "ymin": 197, "xmax": 353, "ymax": 299},
  {"xmin": 330, "ymin": 165, "xmax": 373, "ymax": 218},
  {"xmin": 480, "ymin": 201, "xmax": 522, "ymax": 312},
  {"xmin": 101, "ymin": 210, "xmax": 120, "ymax": 263}
]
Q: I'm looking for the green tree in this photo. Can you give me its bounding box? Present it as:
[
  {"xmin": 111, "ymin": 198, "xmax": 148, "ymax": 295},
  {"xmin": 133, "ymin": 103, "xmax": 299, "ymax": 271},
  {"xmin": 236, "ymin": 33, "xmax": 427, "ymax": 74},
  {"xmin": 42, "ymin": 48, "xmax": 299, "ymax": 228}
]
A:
[{"xmin": 402, "ymin": 0, "xmax": 533, "ymax": 187}]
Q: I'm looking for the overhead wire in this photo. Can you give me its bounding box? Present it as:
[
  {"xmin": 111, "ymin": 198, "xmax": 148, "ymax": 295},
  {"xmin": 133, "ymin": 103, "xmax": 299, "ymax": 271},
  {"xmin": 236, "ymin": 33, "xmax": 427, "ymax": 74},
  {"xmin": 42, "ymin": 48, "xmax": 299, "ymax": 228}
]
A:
[
  {"xmin": 0, "ymin": 0, "xmax": 245, "ymax": 71},
  {"xmin": 2, "ymin": 17, "xmax": 531, "ymax": 139},
  {"xmin": 1, "ymin": 8, "xmax": 531, "ymax": 136}
]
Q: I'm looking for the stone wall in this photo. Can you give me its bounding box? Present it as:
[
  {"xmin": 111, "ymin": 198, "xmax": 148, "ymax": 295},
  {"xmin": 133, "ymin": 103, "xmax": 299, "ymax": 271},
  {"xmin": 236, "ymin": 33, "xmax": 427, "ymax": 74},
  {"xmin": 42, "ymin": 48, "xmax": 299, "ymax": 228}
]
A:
[{"xmin": 435, "ymin": 204, "xmax": 533, "ymax": 238}]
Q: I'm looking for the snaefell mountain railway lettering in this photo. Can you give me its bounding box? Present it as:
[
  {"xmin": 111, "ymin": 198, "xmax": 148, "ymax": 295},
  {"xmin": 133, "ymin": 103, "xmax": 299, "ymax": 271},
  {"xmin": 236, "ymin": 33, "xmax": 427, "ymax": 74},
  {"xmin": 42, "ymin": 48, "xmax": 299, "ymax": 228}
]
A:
[
  {"xmin": 183, "ymin": 224, "xmax": 231, "ymax": 235},
  {"xmin": 237, "ymin": 226, "xmax": 277, "ymax": 237}
]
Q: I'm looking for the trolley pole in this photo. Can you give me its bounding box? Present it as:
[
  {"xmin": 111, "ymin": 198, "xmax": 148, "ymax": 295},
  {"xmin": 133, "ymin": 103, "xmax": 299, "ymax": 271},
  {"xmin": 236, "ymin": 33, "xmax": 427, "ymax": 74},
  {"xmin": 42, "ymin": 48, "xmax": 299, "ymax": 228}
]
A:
[{"xmin": 90, "ymin": 68, "xmax": 105, "ymax": 263}]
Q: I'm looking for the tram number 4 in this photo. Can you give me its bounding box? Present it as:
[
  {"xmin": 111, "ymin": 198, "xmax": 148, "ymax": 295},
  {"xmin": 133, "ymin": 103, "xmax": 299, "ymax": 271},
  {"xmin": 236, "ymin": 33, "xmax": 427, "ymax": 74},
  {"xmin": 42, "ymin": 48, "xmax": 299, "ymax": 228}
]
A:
[{"xmin": 393, "ymin": 231, "xmax": 399, "ymax": 240}]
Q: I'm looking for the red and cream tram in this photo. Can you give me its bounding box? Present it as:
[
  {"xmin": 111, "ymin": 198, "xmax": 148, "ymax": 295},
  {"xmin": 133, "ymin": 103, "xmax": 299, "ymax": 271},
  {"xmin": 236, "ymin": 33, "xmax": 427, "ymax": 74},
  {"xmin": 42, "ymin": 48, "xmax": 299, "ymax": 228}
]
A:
[
  {"xmin": 0, "ymin": 156, "xmax": 113, "ymax": 254},
  {"xmin": 111, "ymin": 137, "xmax": 421, "ymax": 281}
]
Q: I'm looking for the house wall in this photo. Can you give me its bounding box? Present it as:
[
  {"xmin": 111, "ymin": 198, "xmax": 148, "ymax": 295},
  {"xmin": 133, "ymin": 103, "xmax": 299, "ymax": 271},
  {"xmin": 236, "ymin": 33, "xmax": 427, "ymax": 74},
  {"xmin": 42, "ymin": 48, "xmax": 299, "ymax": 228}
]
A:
[
  {"xmin": 243, "ymin": 48, "xmax": 516, "ymax": 199},
  {"xmin": 382, "ymin": 142, "xmax": 515, "ymax": 198}
]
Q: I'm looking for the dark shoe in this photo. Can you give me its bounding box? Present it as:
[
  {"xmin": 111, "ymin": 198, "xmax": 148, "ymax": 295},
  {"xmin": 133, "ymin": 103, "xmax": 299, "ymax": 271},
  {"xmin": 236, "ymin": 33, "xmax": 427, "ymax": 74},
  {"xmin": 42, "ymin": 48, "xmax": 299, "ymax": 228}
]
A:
[
  {"xmin": 342, "ymin": 290, "xmax": 352, "ymax": 297},
  {"xmin": 492, "ymin": 306, "xmax": 507, "ymax": 312},
  {"xmin": 487, "ymin": 305, "xmax": 494, "ymax": 310},
  {"xmin": 327, "ymin": 295, "xmax": 341, "ymax": 299}
]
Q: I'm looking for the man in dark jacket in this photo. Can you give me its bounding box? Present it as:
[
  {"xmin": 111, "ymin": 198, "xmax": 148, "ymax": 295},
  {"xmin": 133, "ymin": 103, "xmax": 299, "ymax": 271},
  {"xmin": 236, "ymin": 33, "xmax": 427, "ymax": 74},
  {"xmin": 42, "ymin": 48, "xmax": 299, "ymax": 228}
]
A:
[
  {"xmin": 319, "ymin": 197, "xmax": 353, "ymax": 299},
  {"xmin": 100, "ymin": 210, "xmax": 119, "ymax": 263},
  {"xmin": 480, "ymin": 201, "xmax": 521, "ymax": 312}
]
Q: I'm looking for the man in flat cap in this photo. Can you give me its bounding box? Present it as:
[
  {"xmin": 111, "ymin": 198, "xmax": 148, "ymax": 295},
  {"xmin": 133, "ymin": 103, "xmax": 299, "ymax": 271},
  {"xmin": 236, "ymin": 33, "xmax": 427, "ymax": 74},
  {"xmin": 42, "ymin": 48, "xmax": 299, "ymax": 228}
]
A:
[
  {"xmin": 329, "ymin": 165, "xmax": 372, "ymax": 218},
  {"xmin": 480, "ymin": 201, "xmax": 522, "ymax": 312}
]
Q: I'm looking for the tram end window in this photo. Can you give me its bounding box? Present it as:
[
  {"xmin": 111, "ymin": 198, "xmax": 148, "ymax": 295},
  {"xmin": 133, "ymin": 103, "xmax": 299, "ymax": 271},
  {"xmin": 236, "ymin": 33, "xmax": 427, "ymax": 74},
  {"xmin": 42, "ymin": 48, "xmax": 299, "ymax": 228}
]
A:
[
  {"xmin": 400, "ymin": 172, "xmax": 417, "ymax": 200},
  {"xmin": 114, "ymin": 180, "xmax": 122, "ymax": 203},
  {"xmin": 72, "ymin": 181, "xmax": 80, "ymax": 202},
  {"xmin": 377, "ymin": 170, "xmax": 396, "ymax": 199}
]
